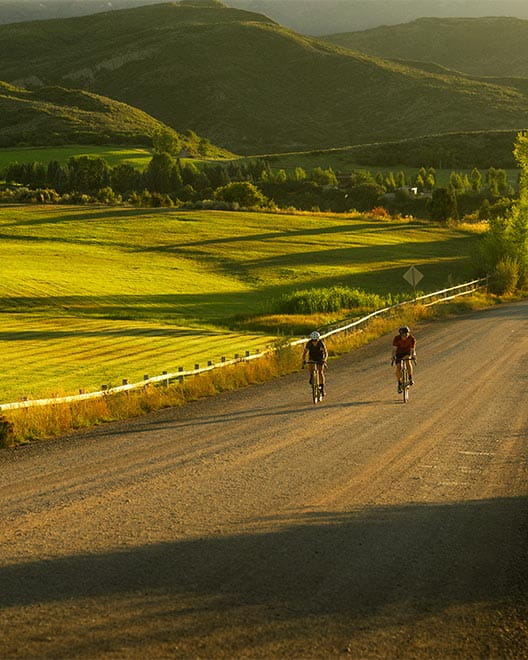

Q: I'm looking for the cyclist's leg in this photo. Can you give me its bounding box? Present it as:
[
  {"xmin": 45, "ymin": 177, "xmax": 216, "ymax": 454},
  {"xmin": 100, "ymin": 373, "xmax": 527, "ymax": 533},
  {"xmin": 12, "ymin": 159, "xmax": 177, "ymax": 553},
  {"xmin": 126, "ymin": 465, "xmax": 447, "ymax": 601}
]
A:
[
  {"xmin": 395, "ymin": 358, "xmax": 402, "ymax": 382},
  {"xmin": 308, "ymin": 362, "xmax": 315, "ymax": 383},
  {"xmin": 317, "ymin": 362, "xmax": 325, "ymax": 385},
  {"xmin": 405, "ymin": 356, "xmax": 413, "ymax": 383}
]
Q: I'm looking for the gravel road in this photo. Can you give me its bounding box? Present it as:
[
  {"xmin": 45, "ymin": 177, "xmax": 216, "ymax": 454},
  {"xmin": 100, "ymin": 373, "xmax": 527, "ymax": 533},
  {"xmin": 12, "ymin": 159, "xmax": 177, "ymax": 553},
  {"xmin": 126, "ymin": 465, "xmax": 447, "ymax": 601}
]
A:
[{"xmin": 1, "ymin": 301, "xmax": 527, "ymax": 659}]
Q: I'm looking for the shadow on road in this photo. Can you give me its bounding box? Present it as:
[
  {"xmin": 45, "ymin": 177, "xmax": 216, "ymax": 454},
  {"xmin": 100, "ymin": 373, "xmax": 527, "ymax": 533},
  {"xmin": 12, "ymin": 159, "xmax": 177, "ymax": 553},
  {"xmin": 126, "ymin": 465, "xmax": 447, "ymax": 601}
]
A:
[{"xmin": 1, "ymin": 498, "xmax": 526, "ymax": 655}]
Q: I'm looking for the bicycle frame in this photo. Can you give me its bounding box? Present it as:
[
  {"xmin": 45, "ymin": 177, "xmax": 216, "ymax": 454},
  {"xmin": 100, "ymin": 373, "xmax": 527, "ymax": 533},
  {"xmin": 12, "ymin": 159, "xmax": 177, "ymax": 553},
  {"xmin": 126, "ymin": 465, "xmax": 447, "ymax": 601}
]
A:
[
  {"xmin": 305, "ymin": 360, "xmax": 324, "ymax": 404},
  {"xmin": 398, "ymin": 356, "xmax": 415, "ymax": 403}
]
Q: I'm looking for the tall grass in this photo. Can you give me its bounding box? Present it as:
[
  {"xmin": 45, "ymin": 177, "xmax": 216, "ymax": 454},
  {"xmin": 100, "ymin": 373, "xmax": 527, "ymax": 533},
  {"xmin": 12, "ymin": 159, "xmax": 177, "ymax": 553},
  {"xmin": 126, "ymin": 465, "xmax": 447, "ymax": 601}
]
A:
[{"xmin": 276, "ymin": 286, "xmax": 405, "ymax": 314}]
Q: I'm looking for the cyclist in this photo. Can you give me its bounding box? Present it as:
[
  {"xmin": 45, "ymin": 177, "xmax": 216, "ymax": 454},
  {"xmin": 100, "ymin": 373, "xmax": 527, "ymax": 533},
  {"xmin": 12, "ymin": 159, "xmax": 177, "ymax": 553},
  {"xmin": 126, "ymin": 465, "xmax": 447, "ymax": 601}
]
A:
[
  {"xmin": 391, "ymin": 325, "xmax": 416, "ymax": 393},
  {"xmin": 302, "ymin": 331, "xmax": 328, "ymax": 397}
]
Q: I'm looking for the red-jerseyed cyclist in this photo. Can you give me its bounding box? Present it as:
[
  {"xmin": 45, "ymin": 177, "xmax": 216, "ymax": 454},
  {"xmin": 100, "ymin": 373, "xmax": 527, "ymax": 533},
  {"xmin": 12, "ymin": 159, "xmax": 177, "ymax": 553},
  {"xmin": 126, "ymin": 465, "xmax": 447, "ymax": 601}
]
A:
[{"xmin": 391, "ymin": 325, "xmax": 416, "ymax": 393}]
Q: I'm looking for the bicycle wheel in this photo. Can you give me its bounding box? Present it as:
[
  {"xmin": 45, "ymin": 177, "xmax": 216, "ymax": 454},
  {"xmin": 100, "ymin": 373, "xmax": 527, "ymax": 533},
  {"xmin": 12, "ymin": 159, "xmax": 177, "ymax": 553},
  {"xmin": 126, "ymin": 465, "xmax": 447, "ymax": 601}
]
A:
[
  {"xmin": 401, "ymin": 363, "xmax": 409, "ymax": 403},
  {"xmin": 312, "ymin": 371, "xmax": 319, "ymax": 404}
]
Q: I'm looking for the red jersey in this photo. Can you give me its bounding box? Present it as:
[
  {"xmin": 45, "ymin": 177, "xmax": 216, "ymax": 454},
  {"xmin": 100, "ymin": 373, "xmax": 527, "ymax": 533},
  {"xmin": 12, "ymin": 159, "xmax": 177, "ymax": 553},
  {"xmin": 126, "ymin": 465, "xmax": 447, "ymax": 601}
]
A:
[{"xmin": 392, "ymin": 334, "xmax": 416, "ymax": 355}]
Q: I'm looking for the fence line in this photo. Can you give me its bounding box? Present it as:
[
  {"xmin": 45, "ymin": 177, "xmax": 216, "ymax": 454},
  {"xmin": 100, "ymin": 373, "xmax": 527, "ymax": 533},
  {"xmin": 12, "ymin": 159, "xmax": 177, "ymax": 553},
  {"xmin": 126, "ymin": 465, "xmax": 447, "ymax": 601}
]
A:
[{"xmin": 0, "ymin": 278, "xmax": 487, "ymax": 412}]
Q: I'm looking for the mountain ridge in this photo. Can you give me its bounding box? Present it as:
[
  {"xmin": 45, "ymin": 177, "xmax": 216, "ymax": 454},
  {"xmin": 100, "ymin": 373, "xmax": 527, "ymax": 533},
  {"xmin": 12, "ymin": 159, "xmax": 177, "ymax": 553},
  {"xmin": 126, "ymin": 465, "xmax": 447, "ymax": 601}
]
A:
[
  {"xmin": 2, "ymin": 3, "xmax": 528, "ymax": 154},
  {"xmin": 323, "ymin": 17, "xmax": 528, "ymax": 78}
]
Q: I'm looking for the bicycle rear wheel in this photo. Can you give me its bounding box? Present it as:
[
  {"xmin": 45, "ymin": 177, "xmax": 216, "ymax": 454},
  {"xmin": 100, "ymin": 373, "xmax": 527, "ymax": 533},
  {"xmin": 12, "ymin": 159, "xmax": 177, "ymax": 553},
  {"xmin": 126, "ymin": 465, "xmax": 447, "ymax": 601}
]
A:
[
  {"xmin": 311, "ymin": 367, "xmax": 321, "ymax": 404},
  {"xmin": 401, "ymin": 363, "xmax": 409, "ymax": 403},
  {"xmin": 312, "ymin": 376, "xmax": 319, "ymax": 404}
]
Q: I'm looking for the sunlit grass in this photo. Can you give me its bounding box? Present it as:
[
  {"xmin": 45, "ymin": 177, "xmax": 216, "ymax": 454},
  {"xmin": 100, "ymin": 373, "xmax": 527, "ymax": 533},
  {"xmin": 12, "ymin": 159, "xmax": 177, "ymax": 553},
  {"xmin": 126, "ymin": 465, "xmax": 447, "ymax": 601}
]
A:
[
  {"xmin": 0, "ymin": 205, "xmax": 481, "ymax": 403},
  {"xmin": 0, "ymin": 145, "xmax": 154, "ymax": 170}
]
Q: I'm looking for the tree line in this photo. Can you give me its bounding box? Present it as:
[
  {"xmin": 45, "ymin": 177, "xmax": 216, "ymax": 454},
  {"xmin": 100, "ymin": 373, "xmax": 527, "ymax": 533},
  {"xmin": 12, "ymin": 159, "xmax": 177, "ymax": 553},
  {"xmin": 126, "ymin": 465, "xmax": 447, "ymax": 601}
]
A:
[{"xmin": 0, "ymin": 151, "xmax": 519, "ymax": 222}]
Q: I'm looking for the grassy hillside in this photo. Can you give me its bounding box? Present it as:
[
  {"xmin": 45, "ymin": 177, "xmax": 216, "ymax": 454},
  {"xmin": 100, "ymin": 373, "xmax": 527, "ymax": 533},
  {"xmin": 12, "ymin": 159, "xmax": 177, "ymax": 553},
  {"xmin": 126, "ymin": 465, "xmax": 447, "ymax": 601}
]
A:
[
  {"xmin": 0, "ymin": 81, "xmax": 231, "ymax": 155},
  {"xmin": 253, "ymin": 131, "xmax": 522, "ymax": 170},
  {"xmin": 0, "ymin": 205, "xmax": 480, "ymax": 402},
  {"xmin": 2, "ymin": 4, "xmax": 528, "ymax": 154},
  {"xmin": 323, "ymin": 17, "xmax": 528, "ymax": 78}
]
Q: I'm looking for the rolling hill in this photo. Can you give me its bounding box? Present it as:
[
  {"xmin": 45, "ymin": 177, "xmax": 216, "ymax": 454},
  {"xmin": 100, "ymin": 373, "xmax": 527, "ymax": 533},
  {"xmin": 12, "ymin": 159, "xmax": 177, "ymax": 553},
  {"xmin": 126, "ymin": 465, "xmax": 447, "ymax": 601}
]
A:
[
  {"xmin": 323, "ymin": 17, "xmax": 528, "ymax": 79},
  {"xmin": 0, "ymin": 80, "xmax": 231, "ymax": 154},
  {"xmin": 4, "ymin": 0, "xmax": 528, "ymax": 33},
  {"xmin": 2, "ymin": 2, "xmax": 528, "ymax": 155},
  {"xmin": 0, "ymin": 81, "xmax": 174, "ymax": 148},
  {"xmin": 226, "ymin": 0, "xmax": 528, "ymax": 35}
]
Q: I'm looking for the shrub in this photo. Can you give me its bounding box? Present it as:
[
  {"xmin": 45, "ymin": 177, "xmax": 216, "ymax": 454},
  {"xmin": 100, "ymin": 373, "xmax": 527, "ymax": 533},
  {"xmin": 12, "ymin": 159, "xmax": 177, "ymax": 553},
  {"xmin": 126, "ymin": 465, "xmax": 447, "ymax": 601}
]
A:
[
  {"xmin": 214, "ymin": 181, "xmax": 267, "ymax": 208},
  {"xmin": 490, "ymin": 257, "xmax": 519, "ymax": 294},
  {"xmin": 276, "ymin": 286, "xmax": 389, "ymax": 314}
]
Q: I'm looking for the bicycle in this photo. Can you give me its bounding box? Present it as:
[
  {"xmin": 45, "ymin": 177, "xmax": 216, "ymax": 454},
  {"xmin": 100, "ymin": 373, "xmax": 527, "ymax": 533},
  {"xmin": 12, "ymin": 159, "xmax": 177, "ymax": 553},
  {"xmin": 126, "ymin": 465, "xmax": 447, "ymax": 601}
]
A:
[
  {"xmin": 393, "ymin": 356, "xmax": 416, "ymax": 403},
  {"xmin": 304, "ymin": 360, "xmax": 325, "ymax": 404}
]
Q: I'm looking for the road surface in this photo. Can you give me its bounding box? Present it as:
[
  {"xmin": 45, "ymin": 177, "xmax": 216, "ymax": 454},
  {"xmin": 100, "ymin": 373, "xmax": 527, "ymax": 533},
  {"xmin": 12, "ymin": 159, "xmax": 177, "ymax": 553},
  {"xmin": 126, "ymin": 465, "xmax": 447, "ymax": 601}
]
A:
[{"xmin": 1, "ymin": 301, "xmax": 527, "ymax": 658}]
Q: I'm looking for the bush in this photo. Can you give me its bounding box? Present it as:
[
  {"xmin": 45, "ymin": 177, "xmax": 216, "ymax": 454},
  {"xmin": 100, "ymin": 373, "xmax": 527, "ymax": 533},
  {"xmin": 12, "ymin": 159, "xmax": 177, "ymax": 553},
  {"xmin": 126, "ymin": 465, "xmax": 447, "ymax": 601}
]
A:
[
  {"xmin": 490, "ymin": 257, "xmax": 519, "ymax": 294},
  {"xmin": 276, "ymin": 286, "xmax": 389, "ymax": 314},
  {"xmin": 214, "ymin": 181, "xmax": 267, "ymax": 208}
]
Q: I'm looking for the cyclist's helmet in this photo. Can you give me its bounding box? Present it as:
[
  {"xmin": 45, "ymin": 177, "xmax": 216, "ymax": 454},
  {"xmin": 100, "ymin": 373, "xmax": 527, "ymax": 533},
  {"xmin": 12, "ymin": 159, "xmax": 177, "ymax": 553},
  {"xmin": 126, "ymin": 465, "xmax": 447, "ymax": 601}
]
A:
[
  {"xmin": 399, "ymin": 325, "xmax": 410, "ymax": 335},
  {"xmin": 310, "ymin": 331, "xmax": 321, "ymax": 340}
]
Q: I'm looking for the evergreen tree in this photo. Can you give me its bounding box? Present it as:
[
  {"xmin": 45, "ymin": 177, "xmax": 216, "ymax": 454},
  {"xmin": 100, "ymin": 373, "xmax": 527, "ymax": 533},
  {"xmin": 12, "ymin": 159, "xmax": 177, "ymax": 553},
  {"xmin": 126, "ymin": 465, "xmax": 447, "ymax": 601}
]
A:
[
  {"xmin": 470, "ymin": 168, "xmax": 482, "ymax": 193},
  {"xmin": 430, "ymin": 187, "xmax": 458, "ymax": 222}
]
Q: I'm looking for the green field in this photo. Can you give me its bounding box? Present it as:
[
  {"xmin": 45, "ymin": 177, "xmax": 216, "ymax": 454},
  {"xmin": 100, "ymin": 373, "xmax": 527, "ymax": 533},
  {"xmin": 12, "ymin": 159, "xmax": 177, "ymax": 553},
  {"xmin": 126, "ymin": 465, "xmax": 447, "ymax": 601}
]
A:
[
  {"xmin": 0, "ymin": 205, "xmax": 481, "ymax": 403},
  {"xmin": 0, "ymin": 145, "xmax": 154, "ymax": 171}
]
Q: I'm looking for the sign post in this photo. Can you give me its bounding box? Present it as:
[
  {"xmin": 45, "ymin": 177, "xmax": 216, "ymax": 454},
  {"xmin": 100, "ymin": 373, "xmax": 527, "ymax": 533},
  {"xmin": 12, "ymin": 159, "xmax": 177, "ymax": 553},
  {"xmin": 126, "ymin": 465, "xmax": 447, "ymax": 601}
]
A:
[{"xmin": 403, "ymin": 265, "xmax": 424, "ymax": 295}]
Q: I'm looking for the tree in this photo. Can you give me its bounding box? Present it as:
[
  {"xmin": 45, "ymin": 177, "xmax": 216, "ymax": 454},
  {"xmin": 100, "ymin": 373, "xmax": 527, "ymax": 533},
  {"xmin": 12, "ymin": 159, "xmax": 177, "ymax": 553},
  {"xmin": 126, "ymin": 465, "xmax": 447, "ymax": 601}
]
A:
[
  {"xmin": 68, "ymin": 156, "xmax": 109, "ymax": 194},
  {"xmin": 470, "ymin": 167, "xmax": 482, "ymax": 193},
  {"xmin": 474, "ymin": 132, "xmax": 528, "ymax": 290},
  {"xmin": 312, "ymin": 167, "xmax": 337, "ymax": 186},
  {"xmin": 110, "ymin": 163, "xmax": 142, "ymax": 195},
  {"xmin": 430, "ymin": 187, "xmax": 458, "ymax": 222},
  {"xmin": 143, "ymin": 153, "xmax": 178, "ymax": 193},
  {"xmin": 152, "ymin": 128, "xmax": 181, "ymax": 155},
  {"xmin": 47, "ymin": 160, "xmax": 69, "ymax": 193},
  {"xmin": 214, "ymin": 181, "xmax": 267, "ymax": 207},
  {"xmin": 293, "ymin": 167, "xmax": 307, "ymax": 182}
]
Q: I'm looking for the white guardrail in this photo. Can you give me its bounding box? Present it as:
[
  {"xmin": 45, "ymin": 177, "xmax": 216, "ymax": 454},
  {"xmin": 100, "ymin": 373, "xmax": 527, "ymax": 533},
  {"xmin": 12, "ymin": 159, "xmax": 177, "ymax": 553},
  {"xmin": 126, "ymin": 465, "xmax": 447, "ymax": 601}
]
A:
[{"xmin": 0, "ymin": 278, "xmax": 487, "ymax": 412}]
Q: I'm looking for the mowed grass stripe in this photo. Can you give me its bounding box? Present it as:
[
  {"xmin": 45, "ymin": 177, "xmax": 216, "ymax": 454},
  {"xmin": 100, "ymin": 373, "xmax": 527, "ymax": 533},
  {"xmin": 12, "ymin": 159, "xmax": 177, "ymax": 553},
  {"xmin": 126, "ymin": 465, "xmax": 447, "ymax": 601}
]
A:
[
  {"xmin": 0, "ymin": 315, "xmax": 274, "ymax": 400},
  {"xmin": 0, "ymin": 206, "xmax": 481, "ymax": 402}
]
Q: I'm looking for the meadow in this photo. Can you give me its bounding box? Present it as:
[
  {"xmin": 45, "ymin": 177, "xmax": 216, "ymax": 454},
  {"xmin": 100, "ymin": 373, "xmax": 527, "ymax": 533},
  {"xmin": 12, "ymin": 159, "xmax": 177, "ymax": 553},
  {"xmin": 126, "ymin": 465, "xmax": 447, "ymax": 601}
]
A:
[
  {"xmin": 0, "ymin": 204, "xmax": 483, "ymax": 404},
  {"xmin": 0, "ymin": 145, "xmax": 154, "ymax": 170}
]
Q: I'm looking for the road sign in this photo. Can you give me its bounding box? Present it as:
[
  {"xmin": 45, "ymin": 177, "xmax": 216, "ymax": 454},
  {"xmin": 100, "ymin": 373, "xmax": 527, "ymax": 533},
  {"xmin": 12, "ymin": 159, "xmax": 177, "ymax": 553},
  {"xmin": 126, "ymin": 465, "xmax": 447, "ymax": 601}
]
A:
[{"xmin": 403, "ymin": 266, "xmax": 424, "ymax": 288}]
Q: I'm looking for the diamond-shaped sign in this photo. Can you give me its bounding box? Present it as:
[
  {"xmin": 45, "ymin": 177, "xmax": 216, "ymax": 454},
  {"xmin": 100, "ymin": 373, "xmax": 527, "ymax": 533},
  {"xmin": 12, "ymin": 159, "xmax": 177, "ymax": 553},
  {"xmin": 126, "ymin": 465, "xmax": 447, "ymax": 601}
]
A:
[{"xmin": 403, "ymin": 266, "xmax": 424, "ymax": 288}]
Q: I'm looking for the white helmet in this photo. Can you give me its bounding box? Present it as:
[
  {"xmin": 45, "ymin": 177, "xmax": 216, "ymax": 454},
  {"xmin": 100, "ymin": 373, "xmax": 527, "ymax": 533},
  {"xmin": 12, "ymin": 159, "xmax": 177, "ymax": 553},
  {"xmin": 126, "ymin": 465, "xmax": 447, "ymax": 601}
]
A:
[{"xmin": 310, "ymin": 331, "xmax": 321, "ymax": 340}]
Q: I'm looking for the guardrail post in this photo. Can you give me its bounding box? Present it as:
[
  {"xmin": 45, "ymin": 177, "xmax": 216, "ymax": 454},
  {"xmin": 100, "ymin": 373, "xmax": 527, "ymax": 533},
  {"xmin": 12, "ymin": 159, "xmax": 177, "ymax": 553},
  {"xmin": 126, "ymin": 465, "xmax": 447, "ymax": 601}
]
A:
[
  {"xmin": 208, "ymin": 360, "xmax": 213, "ymax": 367},
  {"xmin": 245, "ymin": 350, "xmax": 250, "ymax": 358},
  {"xmin": 122, "ymin": 379, "xmax": 128, "ymax": 386},
  {"xmin": 101, "ymin": 384, "xmax": 108, "ymax": 392},
  {"xmin": 178, "ymin": 367, "xmax": 184, "ymax": 383},
  {"xmin": 221, "ymin": 356, "xmax": 226, "ymax": 363},
  {"xmin": 162, "ymin": 370, "xmax": 169, "ymax": 387}
]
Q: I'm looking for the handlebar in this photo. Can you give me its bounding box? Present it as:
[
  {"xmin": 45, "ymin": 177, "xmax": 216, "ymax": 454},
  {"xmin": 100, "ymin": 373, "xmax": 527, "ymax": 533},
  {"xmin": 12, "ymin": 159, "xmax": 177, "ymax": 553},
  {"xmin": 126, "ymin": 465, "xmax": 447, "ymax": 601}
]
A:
[{"xmin": 391, "ymin": 356, "xmax": 417, "ymax": 365}]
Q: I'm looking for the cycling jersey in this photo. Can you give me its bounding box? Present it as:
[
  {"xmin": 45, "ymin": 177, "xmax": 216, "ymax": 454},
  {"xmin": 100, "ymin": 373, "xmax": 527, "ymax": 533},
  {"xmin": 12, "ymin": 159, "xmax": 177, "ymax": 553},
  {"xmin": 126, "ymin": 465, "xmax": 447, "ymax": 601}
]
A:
[
  {"xmin": 304, "ymin": 339, "xmax": 327, "ymax": 362},
  {"xmin": 392, "ymin": 334, "xmax": 416, "ymax": 357}
]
